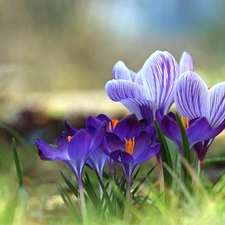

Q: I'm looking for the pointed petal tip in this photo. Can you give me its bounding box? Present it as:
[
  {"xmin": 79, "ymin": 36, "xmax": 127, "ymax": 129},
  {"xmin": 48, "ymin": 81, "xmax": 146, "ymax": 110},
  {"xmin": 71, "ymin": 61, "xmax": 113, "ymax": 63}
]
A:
[{"xmin": 179, "ymin": 51, "xmax": 194, "ymax": 74}]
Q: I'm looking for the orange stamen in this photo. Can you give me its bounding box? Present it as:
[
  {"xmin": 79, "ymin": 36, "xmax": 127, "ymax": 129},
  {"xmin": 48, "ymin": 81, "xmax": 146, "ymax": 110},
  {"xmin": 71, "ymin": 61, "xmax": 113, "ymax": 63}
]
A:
[
  {"xmin": 181, "ymin": 116, "xmax": 189, "ymax": 130},
  {"xmin": 68, "ymin": 135, "xmax": 73, "ymax": 142},
  {"xmin": 109, "ymin": 119, "xmax": 119, "ymax": 131},
  {"xmin": 208, "ymin": 87, "xmax": 211, "ymax": 90},
  {"xmin": 124, "ymin": 137, "xmax": 135, "ymax": 155}
]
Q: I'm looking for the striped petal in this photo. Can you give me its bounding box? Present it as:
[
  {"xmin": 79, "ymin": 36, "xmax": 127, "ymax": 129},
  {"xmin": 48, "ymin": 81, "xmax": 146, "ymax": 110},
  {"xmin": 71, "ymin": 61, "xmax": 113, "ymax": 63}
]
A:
[
  {"xmin": 121, "ymin": 98, "xmax": 156, "ymax": 124},
  {"xmin": 208, "ymin": 82, "xmax": 225, "ymax": 128},
  {"xmin": 105, "ymin": 79, "xmax": 147, "ymax": 101},
  {"xmin": 174, "ymin": 72, "xmax": 208, "ymax": 120},
  {"xmin": 112, "ymin": 61, "xmax": 134, "ymax": 81},
  {"xmin": 141, "ymin": 51, "xmax": 179, "ymax": 115},
  {"xmin": 179, "ymin": 52, "xmax": 194, "ymax": 74}
]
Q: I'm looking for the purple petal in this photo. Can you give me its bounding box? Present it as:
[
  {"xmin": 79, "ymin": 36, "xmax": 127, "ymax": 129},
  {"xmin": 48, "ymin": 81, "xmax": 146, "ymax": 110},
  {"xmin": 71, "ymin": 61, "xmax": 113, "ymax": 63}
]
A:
[
  {"xmin": 89, "ymin": 122, "xmax": 106, "ymax": 152},
  {"xmin": 175, "ymin": 72, "xmax": 208, "ymax": 120},
  {"xmin": 97, "ymin": 114, "xmax": 111, "ymax": 123},
  {"xmin": 86, "ymin": 148, "xmax": 108, "ymax": 175},
  {"xmin": 86, "ymin": 116, "xmax": 103, "ymax": 131},
  {"xmin": 112, "ymin": 61, "xmax": 133, "ymax": 81},
  {"xmin": 179, "ymin": 52, "xmax": 194, "ymax": 74},
  {"xmin": 68, "ymin": 129, "xmax": 92, "ymax": 162},
  {"xmin": 65, "ymin": 120, "xmax": 77, "ymax": 135},
  {"xmin": 103, "ymin": 133, "xmax": 124, "ymax": 155},
  {"xmin": 105, "ymin": 79, "xmax": 147, "ymax": 102},
  {"xmin": 36, "ymin": 138, "xmax": 69, "ymax": 161},
  {"xmin": 141, "ymin": 50, "xmax": 179, "ymax": 115},
  {"xmin": 134, "ymin": 143, "xmax": 160, "ymax": 166},
  {"xmin": 56, "ymin": 132, "xmax": 70, "ymax": 154},
  {"xmin": 208, "ymin": 82, "xmax": 225, "ymax": 128},
  {"xmin": 121, "ymin": 98, "xmax": 156, "ymax": 123},
  {"xmin": 160, "ymin": 115, "xmax": 182, "ymax": 152},
  {"xmin": 186, "ymin": 117, "xmax": 213, "ymax": 147},
  {"xmin": 110, "ymin": 150, "xmax": 134, "ymax": 164},
  {"xmin": 131, "ymin": 131, "xmax": 150, "ymax": 158},
  {"xmin": 85, "ymin": 116, "xmax": 105, "ymax": 145},
  {"xmin": 113, "ymin": 114, "xmax": 140, "ymax": 140},
  {"xmin": 194, "ymin": 139, "xmax": 213, "ymax": 164}
]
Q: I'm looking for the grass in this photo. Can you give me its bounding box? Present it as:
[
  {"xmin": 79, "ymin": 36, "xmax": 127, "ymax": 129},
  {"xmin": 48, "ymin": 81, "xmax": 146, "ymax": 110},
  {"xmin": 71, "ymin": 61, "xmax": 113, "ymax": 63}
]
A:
[{"xmin": 0, "ymin": 142, "xmax": 224, "ymax": 225}]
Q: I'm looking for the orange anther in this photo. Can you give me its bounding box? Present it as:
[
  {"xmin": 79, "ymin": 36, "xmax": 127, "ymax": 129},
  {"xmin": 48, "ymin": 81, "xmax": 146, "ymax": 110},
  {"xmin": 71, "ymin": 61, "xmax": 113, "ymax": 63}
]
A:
[
  {"xmin": 67, "ymin": 135, "xmax": 73, "ymax": 142},
  {"xmin": 124, "ymin": 137, "xmax": 135, "ymax": 155},
  {"xmin": 109, "ymin": 119, "xmax": 119, "ymax": 131},
  {"xmin": 181, "ymin": 116, "xmax": 189, "ymax": 130}
]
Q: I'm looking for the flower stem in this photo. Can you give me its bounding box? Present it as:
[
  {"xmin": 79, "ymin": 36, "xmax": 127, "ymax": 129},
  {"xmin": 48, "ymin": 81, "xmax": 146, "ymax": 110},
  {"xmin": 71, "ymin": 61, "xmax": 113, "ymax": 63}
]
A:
[
  {"xmin": 198, "ymin": 159, "xmax": 203, "ymax": 174},
  {"xmin": 99, "ymin": 173, "xmax": 103, "ymax": 199},
  {"xmin": 124, "ymin": 175, "xmax": 132, "ymax": 221},
  {"xmin": 77, "ymin": 176, "xmax": 87, "ymax": 225},
  {"xmin": 157, "ymin": 153, "xmax": 164, "ymax": 193}
]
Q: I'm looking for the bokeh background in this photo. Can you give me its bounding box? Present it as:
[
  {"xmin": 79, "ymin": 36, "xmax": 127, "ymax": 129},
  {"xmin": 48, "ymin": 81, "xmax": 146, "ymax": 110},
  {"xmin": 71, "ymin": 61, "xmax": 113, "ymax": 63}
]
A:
[
  {"xmin": 1, "ymin": 1, "xmax": 225, "ymax": 223},
  {"xmin": 1, "ymin": 0, "xmax": 225, "ymax": 125}
]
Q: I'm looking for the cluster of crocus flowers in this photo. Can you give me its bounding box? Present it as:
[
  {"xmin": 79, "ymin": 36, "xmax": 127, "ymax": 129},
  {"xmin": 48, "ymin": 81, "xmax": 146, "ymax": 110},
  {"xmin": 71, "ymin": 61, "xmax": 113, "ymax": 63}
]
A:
[
  {"xmin": 35, "ymin": 49, "xmax": 225, "ymax": 222},
  {"xmin": 35, "ymin": 113, "xmax": 160, "ymax": 221},
  {"xmin": 105, "ymin": 51, "xmax": 193, "ymax": 124},
  {"xmin": 105, "ymin": 50, "xmax": 225, "ymax": 171}
]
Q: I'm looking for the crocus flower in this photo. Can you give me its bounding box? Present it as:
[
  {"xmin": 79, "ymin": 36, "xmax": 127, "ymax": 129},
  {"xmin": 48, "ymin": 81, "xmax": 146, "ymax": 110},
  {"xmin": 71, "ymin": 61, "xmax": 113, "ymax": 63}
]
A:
[
  {"xmin": 37, "ymin": 116, "xmax": 106, "ymax": 181},
  {"xmin": 164, "ymin": 71, "xmax": 225, "ymax": 170},
  {"xmin": 105, "ymin": 51, "xmax": 193, "ymax": 124},
  {"xmin": 103, "ymin": 114, "xmax": 160, "ymax": 178},
  {"xmin": 102, "ymin": 113, "xmax": 160, "ymax": 209},
  {"xmin": 35, "ymin": 116, "xmax": 106, "ymax": 222},
  {"xmin": 161, "ymin": 112, "xmax": 224, "ymax": 154}
]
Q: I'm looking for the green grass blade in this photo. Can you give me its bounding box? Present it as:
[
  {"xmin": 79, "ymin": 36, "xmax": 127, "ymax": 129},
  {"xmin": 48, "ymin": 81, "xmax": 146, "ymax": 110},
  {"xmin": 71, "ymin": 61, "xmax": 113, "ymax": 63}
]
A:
[
  {"xmin": 83, "ymin": 172, "xmax": 99, "ymax": 209},
  {"xmin": 175, "ymin": 114, "xmax": 192, "ymax": 188},
  {"xmin": 204, "ymin": 156, "xmax": 225, "ymax": 165},
  {"xmin": 132, "ymin": 165, "xmax": 156, "ymax": 196},
  {"xmin": 175, "ymin": 113, "xmax": 191, "ymax": 163},
  {"xmin": 60, "ymin": 171, "xmax": 79, "ymax": 198},
  {"xmin": 12, "ymin": 138, "xmax": 23, "ymax": 188},
  {"xmin": 154, "ymin": 119, "xmax": 173, "ymax": 187}
]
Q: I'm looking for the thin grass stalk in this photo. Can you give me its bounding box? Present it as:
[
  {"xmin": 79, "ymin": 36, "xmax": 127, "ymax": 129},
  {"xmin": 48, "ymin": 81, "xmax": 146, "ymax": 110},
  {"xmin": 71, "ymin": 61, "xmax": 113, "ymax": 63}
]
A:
[{"xmin": 156, "ymin": 153, "xmax": 164, "ymax": 193}]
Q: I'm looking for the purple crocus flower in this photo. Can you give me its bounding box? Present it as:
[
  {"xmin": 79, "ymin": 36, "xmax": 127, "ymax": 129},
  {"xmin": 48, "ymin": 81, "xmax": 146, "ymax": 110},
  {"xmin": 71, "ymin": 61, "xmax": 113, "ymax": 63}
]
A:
[
  {"xmin": 102, "ymin": 113, "xmax": 160, "ymax": 208},
  {"xmin": 35, "ymin": 116, "xmax": 106, "ymax": 222},
  {"xmin": 161, "ymin": 112, "xmax": 224, "ymax": 154},
  {"xmin": 105, "ymin": 51, "xmax": 193, "ymax": 124},
  {"xmin": 36, "ymin": 116, "xmax": 106, "ymax": 180},
  {"xmin": 163, "ymin": 71, "xmax": 225, "ymax": 170},
  {"xmin": 103, "ymin": 114, "xmax": 160, "ymax": 177}
]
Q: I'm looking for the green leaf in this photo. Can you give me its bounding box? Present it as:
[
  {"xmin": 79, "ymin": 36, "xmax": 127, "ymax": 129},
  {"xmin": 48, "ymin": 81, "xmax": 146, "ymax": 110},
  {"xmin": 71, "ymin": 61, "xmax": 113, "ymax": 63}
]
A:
[
  {"xmin": 54, "ymin": 179, "xmax": 78, "ymax": 217},
  {"xmin": 154, "ymin": 119, "xmax": 173, "ymax": 187},
  {"xmin": 132, "ymin": 166, "xmax": 156, "ymax": 196},
  {"xmin": 175, "ymin": 113, "xmax": 191, "ymax": 163},
  {"xmin": 60, "ymin": 171, "xmax": 79, "ymax": 198},
  {"xmin": 210, "ymin": 170, "xmax": 225, "ymax": 194},
  {"xmin": 12, "ymin": 138, "xmax": 23, "ymax": 188},
  {"xmin": 204, "ymin": 156, "xmax": 225, "ymax": 165},
  {"xmin": 83, "ymin": 172, "xmax": 100, "ymax": 209},
  {"xmin": 175, "ymin": 114, "xmax": 192, "ymax": 188}
]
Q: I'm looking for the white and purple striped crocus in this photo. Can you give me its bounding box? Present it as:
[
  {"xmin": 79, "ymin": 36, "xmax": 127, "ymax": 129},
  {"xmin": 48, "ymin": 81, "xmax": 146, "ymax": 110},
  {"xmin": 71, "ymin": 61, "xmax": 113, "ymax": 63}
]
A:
[
  {"xmin": 105, "ymin": 51, "xmax": 193, "ymax": 124},
  {"xmin": 161, "ymin": 72, "xmax": 225, "ymax": 170}
]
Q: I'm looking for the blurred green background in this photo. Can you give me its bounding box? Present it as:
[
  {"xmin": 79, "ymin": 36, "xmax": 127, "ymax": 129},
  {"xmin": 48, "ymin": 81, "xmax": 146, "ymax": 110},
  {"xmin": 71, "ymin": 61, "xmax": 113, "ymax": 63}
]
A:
[{"xmin": 1, "ymin": 1, "xmax": 225, "ymax": 224}]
